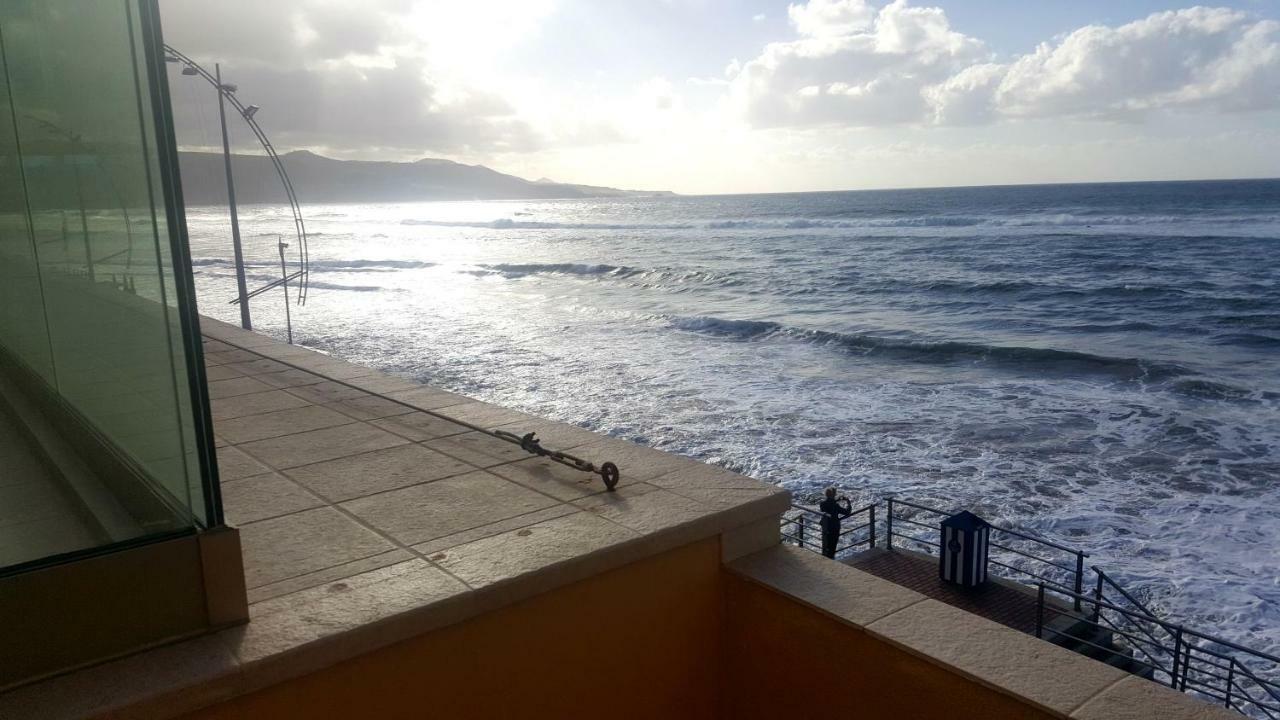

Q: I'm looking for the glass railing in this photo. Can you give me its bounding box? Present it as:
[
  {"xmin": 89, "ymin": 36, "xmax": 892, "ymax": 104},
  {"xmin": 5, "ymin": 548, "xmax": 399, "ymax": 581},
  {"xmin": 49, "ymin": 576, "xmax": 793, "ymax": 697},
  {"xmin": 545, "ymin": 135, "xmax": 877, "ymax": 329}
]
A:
[{"xmin": 0, "ymin": 0, "xmax": 218, "ymax": 572}]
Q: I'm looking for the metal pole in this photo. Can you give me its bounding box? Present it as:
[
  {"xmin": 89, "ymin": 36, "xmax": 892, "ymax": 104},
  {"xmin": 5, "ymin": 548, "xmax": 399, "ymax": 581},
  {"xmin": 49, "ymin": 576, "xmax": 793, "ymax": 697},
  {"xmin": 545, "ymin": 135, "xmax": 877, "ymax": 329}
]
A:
[
  {"xmin": 869, "ymin": 504, "xmax": 876, "ymax": 549},
  {"xmin": 1224, "ymin": 662, "xmax": 1234, "ymax": 709},
  {"xmin": 1092, "ymin": 571, "xmax": 1104, "ymax": 623},
  {"xmin": 217, "ymin": 63, "xmax": 251, "ymax": 330},
  {"xmin": 277, "ymin": 236, "xmax": 292, "ymax": 344},
  {"xmin": 72, "ymin": 161, "xmax": 95, "ymax": 283},
  {"xmin": 1035, "ymin": 584, "xmax": 1045, "ymax": 639},
  {"xmin": 886, "ymin": 498, "xmax": 894, "ymax": 550},
  {"xmin": 1170, "ymin": 628, "xmax": 1184, "ymax": 689},
  {"xmin": 1073, "ymin": 551, "xmax": 1085, "ymax": 612}
]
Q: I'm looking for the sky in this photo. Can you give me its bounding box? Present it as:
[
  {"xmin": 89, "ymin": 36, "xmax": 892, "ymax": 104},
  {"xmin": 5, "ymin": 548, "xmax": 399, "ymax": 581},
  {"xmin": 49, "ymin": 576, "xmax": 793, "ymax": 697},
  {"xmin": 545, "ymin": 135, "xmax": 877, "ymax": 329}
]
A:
[{"xmin": 160, "ymin": 0, "xmax": 1280, "ymax": 194}]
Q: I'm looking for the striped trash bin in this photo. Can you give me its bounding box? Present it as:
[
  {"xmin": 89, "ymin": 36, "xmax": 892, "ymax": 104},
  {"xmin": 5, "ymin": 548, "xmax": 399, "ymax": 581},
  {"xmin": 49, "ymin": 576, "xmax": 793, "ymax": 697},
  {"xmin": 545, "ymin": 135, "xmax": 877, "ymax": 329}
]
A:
[{"xmin": 939, "ymin": 510, "xmax": 990, "ymax": 588}]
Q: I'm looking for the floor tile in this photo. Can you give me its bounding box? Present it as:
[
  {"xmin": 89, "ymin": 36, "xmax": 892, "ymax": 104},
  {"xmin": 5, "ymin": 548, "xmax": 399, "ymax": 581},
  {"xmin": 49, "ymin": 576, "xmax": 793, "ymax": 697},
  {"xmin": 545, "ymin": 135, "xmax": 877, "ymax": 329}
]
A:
[
  {"xmin": 210, "ymin": 390, "xmax": 311, "ymax": 421},
  {"xmin": 215, "ymin": 445, "xmax": 271, "ymax": 481},
  {"xmin": 285, "ymin": 444, "xmax": 474, "ymax": 502},
  {"xmin": 430, "ymin": 401, "xmax": 536, "ymax": 428},
  {"xmin": 206, "ymin": 376, "xmax": 274, "ymax": 400},
  {"xmin": 214, "ymin": 405, "xmax": 353, "ymax": 445},
  {"xmin": 221, "ymin": 473, "xmax": 323, "ymax": 525},
  {"xmin": 424, "ymin": 431, "xmax": 532, "ymax": 468},
  {"xmin": 237, "ymin": 506, "xmax": 396, "ymax": 589},
  {"xmin": 254, "ymin": 368, "xmax": 326, "ymax": 389},
  {"xmin": 342, "ymin": 470, "xmax": 559, "ymax": 546},
  {"xmin": 430, "ymin": 511, "xmax": 638, "ymax": 588},
  {"xmin": 237, "ymin": 423, "xmax": 408, "ymax": 470},
  {"xmin": 284, "ymin": 381, "xmax": 369, "ymax": 405},
  {"xmin": 369, "ymin": 412, "xmax": 471, "ymax": 442},
  {"xmin": 324, "ymin": 395, "xmax": 417, "ymax": 421}
]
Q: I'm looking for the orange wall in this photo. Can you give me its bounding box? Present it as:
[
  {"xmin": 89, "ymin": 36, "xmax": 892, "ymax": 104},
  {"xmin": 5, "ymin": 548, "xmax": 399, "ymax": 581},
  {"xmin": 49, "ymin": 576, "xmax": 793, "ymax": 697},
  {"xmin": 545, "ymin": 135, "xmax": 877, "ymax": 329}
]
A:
[
  {"xmin": 719, "ymin": 572, "xmax": 1056, "ymax": 720},
  {"xmin": 184, "ymin": 539, "xmax": 723, "ymax": 720},
  {"xmin": 184, "ymin": 541, "xmax": 1059, "ymax": 720}
]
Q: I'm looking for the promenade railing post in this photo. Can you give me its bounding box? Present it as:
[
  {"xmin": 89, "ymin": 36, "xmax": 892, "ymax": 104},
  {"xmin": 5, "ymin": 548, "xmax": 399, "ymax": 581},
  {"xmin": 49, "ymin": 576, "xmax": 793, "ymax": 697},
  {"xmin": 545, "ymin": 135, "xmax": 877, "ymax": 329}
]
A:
[
  {"xmin": 1224, "ymin": 662, "xmax": 1234, "ymax": 709},
  {"xmin": 1073, "ymin": 551, "xmax": 1085, "ymax": 612},
  {"xmin": 1035, "ymin": 584, "xmax": 1045, "ymax": 639},
  {"xmin": 1092, "ymin": 571, "xmax": 1104, "ymax": 623},
  {"xmin": 1170, "ymin": 628, "xmax": 1185, "ymax": 689},
  {"xmin": 869, "ymin": 504, "xmax": 876, "ymax": 549},
  {"xmin": 886, "ymin": 498, "xmax": 894, "ymax": 550}
]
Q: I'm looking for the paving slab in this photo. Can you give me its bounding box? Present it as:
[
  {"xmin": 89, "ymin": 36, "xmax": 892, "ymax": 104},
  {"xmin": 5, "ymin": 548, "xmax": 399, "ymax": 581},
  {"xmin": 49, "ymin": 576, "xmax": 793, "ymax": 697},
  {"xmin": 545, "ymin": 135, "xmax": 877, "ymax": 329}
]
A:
[
  {"xmin": 237, "ymin": 423, "xmax": 408, "ymax": 470},
  {"xmin": 237, "ymin": 507, "xmax": 397, "ymax": 589},
  {"xmin": 213, "ymin": 405, "xmax": 353, "ymax": 445},
  {"xmin": 341, "ymin": 470, "xmax": 560, "ymax": 546},
  {"xmin": 221, "ymin": 473, "xmax": 324, "ymax": 525},
  {"xmin": 285, "ymin": 444, "xmax": 475, "ymax": 502}
]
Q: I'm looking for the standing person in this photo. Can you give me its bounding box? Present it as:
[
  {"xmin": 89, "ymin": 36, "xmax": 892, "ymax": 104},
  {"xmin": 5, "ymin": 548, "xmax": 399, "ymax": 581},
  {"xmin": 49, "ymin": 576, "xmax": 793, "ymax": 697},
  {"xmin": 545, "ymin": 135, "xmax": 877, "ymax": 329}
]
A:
[{"xmin": 818, "ymin": 487, "xmax": 853, "ymax": 559}]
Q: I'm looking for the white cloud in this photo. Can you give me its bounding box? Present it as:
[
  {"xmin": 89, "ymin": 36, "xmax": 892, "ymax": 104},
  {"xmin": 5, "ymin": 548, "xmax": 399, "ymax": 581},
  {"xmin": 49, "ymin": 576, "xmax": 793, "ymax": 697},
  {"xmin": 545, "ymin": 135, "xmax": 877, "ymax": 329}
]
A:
[
  {"xmin": 992, "ymin": 8, "xmax": 1280, "ymax": 120},
  {"xmin": 787, "ymin": 0, "xmax": 876, "ymax": 37},
  {"xmin": 732, "ymin": 0, "xmax": 986, "ymax": 128},
  {"xmin": 738, "ymin": 1, "xmax": 1280, "ymax": 130}
]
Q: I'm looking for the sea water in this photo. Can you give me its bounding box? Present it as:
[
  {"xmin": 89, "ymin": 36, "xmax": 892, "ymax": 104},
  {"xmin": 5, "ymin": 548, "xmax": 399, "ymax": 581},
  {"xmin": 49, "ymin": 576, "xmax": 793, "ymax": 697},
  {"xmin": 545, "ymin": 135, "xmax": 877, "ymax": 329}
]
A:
[{"xmin": 186, "ymin": 178, "xmax": 1280, "ymax": 654}]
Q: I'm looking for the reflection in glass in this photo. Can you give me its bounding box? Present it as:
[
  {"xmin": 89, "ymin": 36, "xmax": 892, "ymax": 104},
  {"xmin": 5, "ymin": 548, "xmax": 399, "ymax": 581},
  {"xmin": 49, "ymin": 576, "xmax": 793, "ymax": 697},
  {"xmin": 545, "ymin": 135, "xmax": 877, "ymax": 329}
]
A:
[{"xmin": 0, "ymin": 1, "xmax": 214, "ymax": 571}]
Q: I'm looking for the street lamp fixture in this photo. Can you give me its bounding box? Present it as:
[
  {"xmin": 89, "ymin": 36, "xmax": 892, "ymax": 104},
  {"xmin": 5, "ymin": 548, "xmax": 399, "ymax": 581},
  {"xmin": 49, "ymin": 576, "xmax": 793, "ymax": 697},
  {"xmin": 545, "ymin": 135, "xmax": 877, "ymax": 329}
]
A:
[{"xmin": 164, "ymin": 43, "xmax": 311, "ymax": 339}]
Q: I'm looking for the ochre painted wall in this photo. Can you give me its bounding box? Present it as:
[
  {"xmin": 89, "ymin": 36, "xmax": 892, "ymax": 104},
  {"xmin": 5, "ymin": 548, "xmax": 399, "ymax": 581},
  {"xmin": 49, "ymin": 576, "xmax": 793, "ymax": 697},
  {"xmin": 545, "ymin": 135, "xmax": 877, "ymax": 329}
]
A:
[
  {"xmin": 184, "ymin": 539, "xmax": 724, "ymax": 720},
  {"xmin": 183, "ymin": 541, "xmax": 1059, "ymax": 720},
  {"xmin": 719, "ymin": 572, "xmax": 1056, "ymax": 720}
]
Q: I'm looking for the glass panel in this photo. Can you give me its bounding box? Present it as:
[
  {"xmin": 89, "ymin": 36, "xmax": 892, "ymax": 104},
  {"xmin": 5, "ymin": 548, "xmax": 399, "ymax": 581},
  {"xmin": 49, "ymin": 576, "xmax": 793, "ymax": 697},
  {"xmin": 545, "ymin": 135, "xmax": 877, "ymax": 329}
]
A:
[{"xmin": 0, "ymin": 0, "xmax": 215, "ymax": 571}]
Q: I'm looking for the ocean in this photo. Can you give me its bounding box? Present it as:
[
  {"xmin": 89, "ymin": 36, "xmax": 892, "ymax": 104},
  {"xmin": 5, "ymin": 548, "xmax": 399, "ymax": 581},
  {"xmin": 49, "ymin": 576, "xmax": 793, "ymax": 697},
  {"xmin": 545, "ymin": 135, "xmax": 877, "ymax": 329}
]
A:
[{"xmin": 186, "ymin": 178, "xmax": 1280, "ymax": 655}]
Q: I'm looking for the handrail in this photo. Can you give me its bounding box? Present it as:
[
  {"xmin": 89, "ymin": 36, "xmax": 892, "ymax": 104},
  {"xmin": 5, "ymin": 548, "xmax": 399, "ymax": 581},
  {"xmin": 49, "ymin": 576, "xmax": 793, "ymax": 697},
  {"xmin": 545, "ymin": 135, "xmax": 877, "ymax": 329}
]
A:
[
  {"xmin": 1038, "ymin": 583, "xmax": 1280, "ymax": 717},
  {"xmin": 782, "ymin": 502, "xmax": 876, "ymax": 558},
  {"xmin": 1095, "ymin": 566, "xmax": 1160, "ymax": 619},
  {"xmin": 781, "ymin": 493, "xmax": 1279, "ymax": 719}
]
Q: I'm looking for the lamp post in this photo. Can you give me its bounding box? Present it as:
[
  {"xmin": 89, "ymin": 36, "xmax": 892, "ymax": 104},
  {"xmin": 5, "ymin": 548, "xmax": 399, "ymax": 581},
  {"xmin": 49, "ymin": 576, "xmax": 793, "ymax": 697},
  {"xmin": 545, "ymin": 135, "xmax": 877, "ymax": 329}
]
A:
[
  {"xmin": 165, "ymin": 45, "xmax": 311, "ymax": 340},
  {"xmin": 215, "ymin": 63, "xmax": 251, "ymax": 330}
]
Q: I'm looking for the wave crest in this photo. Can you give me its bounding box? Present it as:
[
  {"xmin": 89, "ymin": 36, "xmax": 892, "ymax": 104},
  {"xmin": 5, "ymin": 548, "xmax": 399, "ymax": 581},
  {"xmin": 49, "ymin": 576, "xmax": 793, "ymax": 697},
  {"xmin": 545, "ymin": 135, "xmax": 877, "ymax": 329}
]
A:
[{"xmin": 666, "ymin": 314, "xmax": 1204, "ymax": 384}]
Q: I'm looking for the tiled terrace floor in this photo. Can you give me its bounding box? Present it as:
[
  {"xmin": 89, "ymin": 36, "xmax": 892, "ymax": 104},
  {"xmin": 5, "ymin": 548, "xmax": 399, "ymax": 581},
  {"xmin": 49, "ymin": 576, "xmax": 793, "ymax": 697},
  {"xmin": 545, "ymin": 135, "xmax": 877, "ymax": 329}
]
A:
[{"xmin": 845, "ymin": 548, "xmax": 1042, "ymax": 635}]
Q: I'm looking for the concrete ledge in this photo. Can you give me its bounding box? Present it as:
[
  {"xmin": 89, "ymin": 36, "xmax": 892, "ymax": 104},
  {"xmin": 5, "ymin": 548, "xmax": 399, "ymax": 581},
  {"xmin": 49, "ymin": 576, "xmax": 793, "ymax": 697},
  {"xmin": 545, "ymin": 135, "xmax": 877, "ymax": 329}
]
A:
[{"xmin": 729, "ymin": 545, "xmax": 1236, "ymax": 720}]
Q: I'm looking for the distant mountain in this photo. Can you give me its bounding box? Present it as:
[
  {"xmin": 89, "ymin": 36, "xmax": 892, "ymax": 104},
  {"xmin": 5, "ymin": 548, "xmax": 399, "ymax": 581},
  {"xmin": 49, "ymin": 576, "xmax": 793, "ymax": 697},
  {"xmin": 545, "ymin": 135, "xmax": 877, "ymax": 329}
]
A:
[{"xmin": 177, "ymin": 150, "xmax": 673, "ymax": 204}]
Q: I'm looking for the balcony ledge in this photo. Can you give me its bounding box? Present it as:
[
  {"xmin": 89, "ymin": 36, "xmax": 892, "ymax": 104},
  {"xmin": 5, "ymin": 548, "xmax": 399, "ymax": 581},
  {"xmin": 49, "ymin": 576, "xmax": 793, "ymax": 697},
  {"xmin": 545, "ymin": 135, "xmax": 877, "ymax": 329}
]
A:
[{"xmin": 0, "ymin": 318, "xmax": 788, "ymax": 719}]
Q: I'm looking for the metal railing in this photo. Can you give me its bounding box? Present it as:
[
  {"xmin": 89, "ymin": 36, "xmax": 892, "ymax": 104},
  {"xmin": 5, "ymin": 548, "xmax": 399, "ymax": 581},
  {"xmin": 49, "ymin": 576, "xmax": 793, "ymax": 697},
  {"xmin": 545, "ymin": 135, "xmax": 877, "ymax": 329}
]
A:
[
  {"xmin": 777, "ymin": 494, "xmax": 1279, "ymax": 717},
  {"xmin": 1037, "ymin": 584, "xmax": 1280, "ymax": 718},
  {"xmin": 780, "ymin": 502, "xmax": 875, "ymax": 559},
  {"xmin": 885, "ymin": 497, "xmax": 1089, "ymax": 611}
]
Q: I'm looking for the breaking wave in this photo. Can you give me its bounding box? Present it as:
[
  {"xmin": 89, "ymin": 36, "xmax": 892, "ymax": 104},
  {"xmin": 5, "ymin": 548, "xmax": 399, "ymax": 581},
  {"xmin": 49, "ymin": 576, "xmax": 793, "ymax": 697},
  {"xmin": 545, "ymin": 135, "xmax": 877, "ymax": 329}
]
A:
[{"xmin": 665, "ymin": 314, "xmax": 1222, "ymax": 386}]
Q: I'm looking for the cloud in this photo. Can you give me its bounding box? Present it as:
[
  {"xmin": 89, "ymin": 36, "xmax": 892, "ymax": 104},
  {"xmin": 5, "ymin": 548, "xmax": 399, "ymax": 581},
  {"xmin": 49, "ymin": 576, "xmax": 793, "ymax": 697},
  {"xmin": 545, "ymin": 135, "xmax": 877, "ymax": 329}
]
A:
[
  {"xmin": 992, "ymin": 8, "xmax": 1280, "ymax": 120},
  {"xmin": 787, "ymin": 0, "xmax": 876, "ymax": 37},
  {"xmin": 731, "ymin": 0, "xmax": 987, "ymax": 128},
  {"xmin": 735, "ymin": 1, "xmax": 1280, "ymax": 129},
  {"xmin": 160, "ymin": 0, "xmax": 542, "ymax": 157}
]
